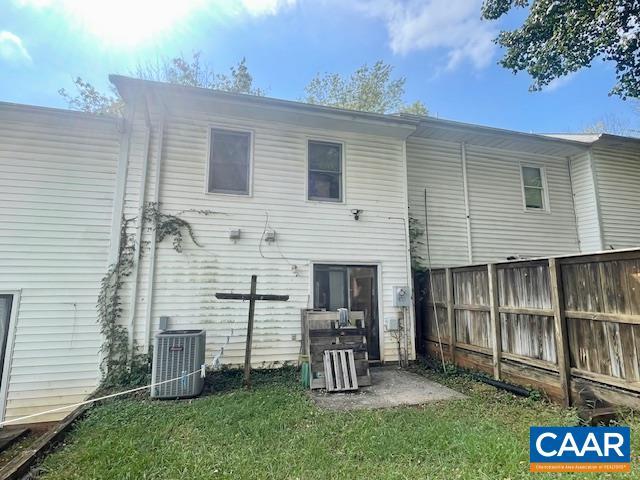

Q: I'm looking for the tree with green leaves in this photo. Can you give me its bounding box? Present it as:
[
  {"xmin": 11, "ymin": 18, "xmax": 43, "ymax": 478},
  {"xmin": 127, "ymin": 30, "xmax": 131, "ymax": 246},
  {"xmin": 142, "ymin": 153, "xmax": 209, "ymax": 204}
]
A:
[
  {"xmin": 482, "ymin": 1, "xmax": 640, "ymax": 99},
  {"xmin": 304, "ymin": 60, "xmax": 428, "ymax": 115},
  {"xmin": 59, "ymin": 53, "xmax": 265, "ymax": 115}
]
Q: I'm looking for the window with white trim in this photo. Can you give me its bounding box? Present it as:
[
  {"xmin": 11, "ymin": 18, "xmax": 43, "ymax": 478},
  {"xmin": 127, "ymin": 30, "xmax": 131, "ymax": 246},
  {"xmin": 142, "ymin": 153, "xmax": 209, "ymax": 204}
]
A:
[
  {"xmin": 208, "ymin": 129, "xmax": 251, "ymax": 195},
  {"xmin": 521, "ymin": 165, "xmax": 546, "ymax": 210},
  {"xmin": 308, "ymin": 140, "xmax": 343, "ymax": 202}
]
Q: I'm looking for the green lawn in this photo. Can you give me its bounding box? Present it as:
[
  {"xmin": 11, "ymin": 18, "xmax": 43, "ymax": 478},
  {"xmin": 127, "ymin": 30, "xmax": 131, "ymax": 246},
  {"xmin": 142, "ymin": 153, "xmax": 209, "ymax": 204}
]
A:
[{"xmin": 37, "ymin": 367, "xmax": 639, "ymax": 479}]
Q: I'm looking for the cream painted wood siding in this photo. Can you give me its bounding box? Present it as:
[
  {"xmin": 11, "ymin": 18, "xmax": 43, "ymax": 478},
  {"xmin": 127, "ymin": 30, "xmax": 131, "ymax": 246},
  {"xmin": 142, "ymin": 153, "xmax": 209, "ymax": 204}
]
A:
[
  {"xmin": 592, "ymin": 145, "xmax": 640, "ymax": 249},
  {"xmin": 407, "ymin": 138, "xmax": 580, "ymax": 266},
  {"xmin": 406, "ymin": 137, "xmax": 469, "ymax": 267},
  {"xmin": 0, "ymin": 104, "xmax": 120, "ymax": 423},
  {"xmin": 121, "ymin": 96, "xmax": 413, "ymax": 365},
  {"xmin": 569, "ymin": 152, "xmax": 602, "ymax": 252}
]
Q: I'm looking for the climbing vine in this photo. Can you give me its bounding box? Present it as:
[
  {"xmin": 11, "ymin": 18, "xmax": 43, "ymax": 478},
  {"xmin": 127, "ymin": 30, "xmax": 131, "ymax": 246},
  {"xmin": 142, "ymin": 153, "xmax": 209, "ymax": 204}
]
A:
[
  {"xmin": 409, "ymin": 215, "xmax": 426, "ymax": 271},
  {"xmin": 97, "ymin": 202, "xmax": 215, "ymax": 388}
]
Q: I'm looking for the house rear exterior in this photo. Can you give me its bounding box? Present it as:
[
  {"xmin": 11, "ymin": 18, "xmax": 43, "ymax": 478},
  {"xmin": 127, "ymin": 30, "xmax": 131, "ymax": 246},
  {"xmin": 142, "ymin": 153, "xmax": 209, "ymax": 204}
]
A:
[
  {"xmin": 110, "ymin": 76, "xmax": 417, "ymax": 373},
  {"xmin": 559, "ymin": 134, "xmax": 640, "ymax": 252},
  {"xmin": 0, "ymin": 80, "xmax": 638, "ymax": 424},
  {"xmin": 407, "ymin": 121, "xmax": 640, "ymax": 269},
  {"xmin": 0, "ymin": 102, "xmax": 122, "ymax": 423}
]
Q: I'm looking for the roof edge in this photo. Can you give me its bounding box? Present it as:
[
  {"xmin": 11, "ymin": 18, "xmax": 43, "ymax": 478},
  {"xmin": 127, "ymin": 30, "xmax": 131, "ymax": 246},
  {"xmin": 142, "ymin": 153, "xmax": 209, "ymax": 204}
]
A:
[
  {"xmin": 109, "ymin": 74, "xmax": 420, "ymax": 129},
  {"xmin": 0, "ymin": 100, "xmax": 120, "ymax": 123},
  {"xmin": 416, "ymin": 116, "xmax": 591, "ymax": 150}
]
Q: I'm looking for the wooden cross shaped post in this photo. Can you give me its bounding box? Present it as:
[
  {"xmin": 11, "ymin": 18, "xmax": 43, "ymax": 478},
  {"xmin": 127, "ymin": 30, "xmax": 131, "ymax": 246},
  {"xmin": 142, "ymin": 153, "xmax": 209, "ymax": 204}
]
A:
[{"xmin": 215, "ymin": 275, "xmax": 289, "ymax": 388}]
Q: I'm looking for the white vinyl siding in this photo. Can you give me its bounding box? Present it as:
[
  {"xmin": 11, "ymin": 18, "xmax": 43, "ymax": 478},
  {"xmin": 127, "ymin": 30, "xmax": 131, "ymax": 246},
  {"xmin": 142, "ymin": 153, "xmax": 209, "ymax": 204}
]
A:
[
  {"xmin": 466, "ymin": 145, "xmax": 579, "ymax": 262},
  {"xmin": 407, "ymin": 137, "xmax": 580, "ymax": 266},
  {"xmin": 0, "ymin": 103, "xmax": 120, "ymax": 424},
  {"xmin": 121, "ymin": 95, "xmax": 413, "ymax": 365},
  {"xmin": 592, "ymin": 145, "xmax": 640, "ymax": 250},
  {"xmin": 569, "ymin": 152, "xmax": 602, "ymax": 252},
  {"xmin": 406, "ymin": 137, "xmax": 469, "ymax": 268}
]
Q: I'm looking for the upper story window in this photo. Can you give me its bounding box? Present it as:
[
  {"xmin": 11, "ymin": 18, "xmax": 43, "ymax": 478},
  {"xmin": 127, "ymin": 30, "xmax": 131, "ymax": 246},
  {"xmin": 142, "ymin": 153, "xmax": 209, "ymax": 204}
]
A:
[
  {"xmin": 208, "ymin": 128, "xmax": 251, "ymax": 195},
  {"xmin": 308, "ymin": 141, "xmax": 343, "ymax": 202},
  {"xmin": 521, "ymin": 165, "xmax": 547, "ymax": 211}
]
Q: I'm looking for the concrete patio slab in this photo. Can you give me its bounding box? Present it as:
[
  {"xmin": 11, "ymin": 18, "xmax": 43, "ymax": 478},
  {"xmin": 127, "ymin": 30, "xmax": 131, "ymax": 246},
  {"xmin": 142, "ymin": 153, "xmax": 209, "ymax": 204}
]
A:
[{"xmin": 311, "ymin": 367, "xmax": 466, "ymax": 410}]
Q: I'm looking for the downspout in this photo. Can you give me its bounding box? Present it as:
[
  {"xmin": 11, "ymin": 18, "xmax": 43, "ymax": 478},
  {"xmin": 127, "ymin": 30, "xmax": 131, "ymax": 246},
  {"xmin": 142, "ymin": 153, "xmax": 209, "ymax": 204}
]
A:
[
  {"xmin": 566, "ymin": 156, "xmax": 582, "ymax": 253},
  {"xmin": 400, "ymin": 139, "xmax": 415, "ymax": 362},
  {"xmin": 461, "ymin": 142, "xmax": 473, "ymax": 263},
  {"xmin": 143, "ymin": 97, "xmax": 167, "ymax": 353},
  {"xmin": 589, "ymin": 148, "xmax": 606, "ymax": 251},
  {"xmin": 101, "ymin": 103, "xmax": 134, "ymax": 381},
  {"xmin": 126, "ymin": 92, "xmax": 153, "ymax": 352},
  {"xmin": 108, "ymin": 103, "xmax": 136, "ymax": 265}
]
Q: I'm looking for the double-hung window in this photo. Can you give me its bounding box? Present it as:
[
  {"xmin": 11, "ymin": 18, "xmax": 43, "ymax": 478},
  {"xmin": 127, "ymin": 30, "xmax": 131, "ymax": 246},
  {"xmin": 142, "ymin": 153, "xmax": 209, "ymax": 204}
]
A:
[
  {"xmin": 308, "ymin": 141, "xmax": 343, "ymax": 202},
  {"xmin": 521, "ymin": 165, "xmax": 547, "ymax": 211},
  {"xmin": 208, "ymin": 129, "xmax": 251, "ymax": 195}
]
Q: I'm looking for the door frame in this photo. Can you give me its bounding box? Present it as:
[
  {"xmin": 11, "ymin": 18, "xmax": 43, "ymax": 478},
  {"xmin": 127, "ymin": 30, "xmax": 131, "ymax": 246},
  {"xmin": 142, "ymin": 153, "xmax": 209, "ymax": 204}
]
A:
[
  {"xmin": 0, "ymin": 291, "xmax": 20, "ymax": 425},
  {"xmin": 309, "ymin": 261, "xmax": 385, "ymax": 363}
]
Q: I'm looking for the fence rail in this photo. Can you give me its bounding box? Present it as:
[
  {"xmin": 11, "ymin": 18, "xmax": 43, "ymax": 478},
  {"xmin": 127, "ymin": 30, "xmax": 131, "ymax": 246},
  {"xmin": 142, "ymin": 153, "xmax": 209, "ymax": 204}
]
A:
[{"xmin": 415, "ymin": 249, "xmax": 640, "ymax": 409}]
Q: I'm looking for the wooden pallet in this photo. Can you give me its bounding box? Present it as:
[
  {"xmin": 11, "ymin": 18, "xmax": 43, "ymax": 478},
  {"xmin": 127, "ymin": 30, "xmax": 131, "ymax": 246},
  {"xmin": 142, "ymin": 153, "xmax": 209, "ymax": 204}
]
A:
[
  {"xmin": 301, "ymin": 310, "xmax": 371, "ymax": 389},
  {"xmin": 323, "ymin": 349, "xmax": 358, "ymax": 392}
]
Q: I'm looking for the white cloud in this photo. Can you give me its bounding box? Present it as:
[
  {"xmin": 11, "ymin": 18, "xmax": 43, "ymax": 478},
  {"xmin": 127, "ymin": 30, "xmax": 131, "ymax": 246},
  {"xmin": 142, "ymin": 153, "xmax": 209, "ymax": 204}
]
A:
[
  {"xmin": 545, "ymin": 72, "xmax": 577, "ymax": 92},
  {"xmin": 0, "ymin": 31, "xmax": 32, "ymax": 65},
  {"xmin": 357, "ymin": 0, "xmax": 497, "ymax": 70},
  {"xmin": 240, "ymin": 0, "xmax": 297, "ymax": 16}
]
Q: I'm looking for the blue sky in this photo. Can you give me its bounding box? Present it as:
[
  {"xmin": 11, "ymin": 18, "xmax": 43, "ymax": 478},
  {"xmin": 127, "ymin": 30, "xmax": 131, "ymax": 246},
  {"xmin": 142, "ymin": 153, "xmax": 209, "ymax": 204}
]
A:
[{"xmin": 1, "ymin": 0, "xmax": 636, "ymax": 134}]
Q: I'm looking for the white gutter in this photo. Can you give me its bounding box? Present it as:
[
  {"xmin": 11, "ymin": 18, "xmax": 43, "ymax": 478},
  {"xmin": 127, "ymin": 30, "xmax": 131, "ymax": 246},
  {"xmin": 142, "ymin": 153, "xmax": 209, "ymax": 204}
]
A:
[
  {"xmin": 400, "ymin": 140, "xmax": 416, "ymax": 361},
  {"xmin": 461, "ymin": 142, "xmax": 473, "ymax": 263},
  {"xmin": 589, "ymin": 148, "xmax": 606, "ymax": 250},
  {"xmin": 126, "ymin": 94, "xmax": 153, "ymax": 352},
  {"xmin": 566, "ymin": 156, "xmax": 582, "ymax": 253},
  {"xmin": 143, "ymin": 102, "xmax": 167, "ymax": 352}
]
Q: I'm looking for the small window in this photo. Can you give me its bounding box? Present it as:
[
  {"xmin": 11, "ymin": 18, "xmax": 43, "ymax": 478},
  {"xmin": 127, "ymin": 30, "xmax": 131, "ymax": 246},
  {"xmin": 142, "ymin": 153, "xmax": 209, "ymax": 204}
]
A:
[
  {"xmin": 308, "ymin": 141, "xmax": 343, "ymax": 202},
  {"xmin": 521, "ymin": 165, "xmax": 546, "ymax": 210},
  {"xmin": 208, "ymin": 129, "xmax": 251, "ymax": 195}
]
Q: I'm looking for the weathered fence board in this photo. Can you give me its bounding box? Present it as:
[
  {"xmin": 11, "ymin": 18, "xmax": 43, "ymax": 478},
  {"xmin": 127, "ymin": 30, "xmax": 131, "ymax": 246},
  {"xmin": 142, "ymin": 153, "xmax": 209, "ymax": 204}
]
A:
[{"xmin": 417, "ymin": 248, "xmax": 640, "ymax": 409}]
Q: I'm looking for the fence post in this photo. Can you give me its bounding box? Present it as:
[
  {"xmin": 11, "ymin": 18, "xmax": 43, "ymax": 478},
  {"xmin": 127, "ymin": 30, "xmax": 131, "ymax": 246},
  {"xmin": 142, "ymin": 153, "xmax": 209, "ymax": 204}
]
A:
[
  {"xmin": 445, "ymin": 268, "xmax": 455, "ymax": 364},
  {"xmin": 488, "ymin": 263, "xmax": 501, "ymax": 380},
  {"xmin": 549, "ymin": 257, "xmax": 571, "ymax": 407}
]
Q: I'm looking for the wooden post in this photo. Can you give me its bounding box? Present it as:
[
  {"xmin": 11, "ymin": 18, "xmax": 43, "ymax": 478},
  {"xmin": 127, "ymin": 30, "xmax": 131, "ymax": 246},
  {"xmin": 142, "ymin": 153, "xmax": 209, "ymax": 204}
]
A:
[
  {"xmin": 445, "ymin": 268, "xmax": 456, "ymax": 364},
  {"xmin": 488, "ymin": 264, "xmax": 501, "ymax": 380},
  {"xmin": 244, "ymin": 275, "xmax": 257, "ymax": 389},
  {"xmin": 549, "ymin": 258, "xmax": 571, "ymax": 407},
  {"xmin": 215, "ymin": 276, "xmax": 289, "ymax": 390}
]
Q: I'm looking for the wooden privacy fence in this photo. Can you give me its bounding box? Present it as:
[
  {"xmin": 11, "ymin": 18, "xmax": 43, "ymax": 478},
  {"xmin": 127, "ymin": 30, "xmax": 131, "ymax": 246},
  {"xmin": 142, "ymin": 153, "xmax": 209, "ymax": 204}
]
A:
[{"xmin": 415, "ymin": 248, "xmax": 640, "ymax": 409}]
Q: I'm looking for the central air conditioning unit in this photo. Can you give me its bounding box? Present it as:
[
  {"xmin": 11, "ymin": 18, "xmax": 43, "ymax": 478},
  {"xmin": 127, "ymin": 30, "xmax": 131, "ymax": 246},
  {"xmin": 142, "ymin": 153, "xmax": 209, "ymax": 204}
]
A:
[{"xmin": 151, "ymin": 330, "xmax": 206, "ymax": 399}]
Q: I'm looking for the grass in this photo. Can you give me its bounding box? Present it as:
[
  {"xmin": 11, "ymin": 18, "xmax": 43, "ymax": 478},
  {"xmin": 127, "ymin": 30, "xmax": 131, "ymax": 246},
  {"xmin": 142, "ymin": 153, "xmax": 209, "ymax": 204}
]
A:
[{"xmin": 35, "ymin": 365, "xmax": 640, "ymax": 480}]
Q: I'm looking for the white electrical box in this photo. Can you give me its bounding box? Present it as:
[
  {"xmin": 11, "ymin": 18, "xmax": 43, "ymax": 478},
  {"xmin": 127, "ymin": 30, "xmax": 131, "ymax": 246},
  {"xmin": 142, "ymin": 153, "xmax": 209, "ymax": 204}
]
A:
[
  {"xmin": 384, "ymin": 315, "xmax": 400, "ymax": 331},
  {"xmin": 392, "ymin": 286, "xmax": 411, "ymax": 307}
]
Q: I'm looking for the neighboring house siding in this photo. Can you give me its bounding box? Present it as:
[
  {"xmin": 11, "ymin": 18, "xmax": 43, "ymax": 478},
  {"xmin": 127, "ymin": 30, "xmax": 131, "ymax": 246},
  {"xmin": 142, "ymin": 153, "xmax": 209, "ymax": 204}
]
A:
[
  {"xmin": 569, "ymin": 152, "xmax": 602, "ymax": 252},
  {"xmin": 122, "ymin": 97, "xmax": 413, "ymax": 365},
  {"xmin": 0, "ymin": 104, "xmax": 120, "ymax": 423},
  {"xmin": 592, "ymin": 145, "xmax": 640, "ymax": 250},
  {"xmin": 407, "ymin": 137, "xmax": 581, "ymax": 266},
  {"xmin": 466, "ymin": 145, "xmax": 579, "ymax": 262},
  {"xmin": 406, "ymin": 137, "xmax": 469, "ymax": 267}
]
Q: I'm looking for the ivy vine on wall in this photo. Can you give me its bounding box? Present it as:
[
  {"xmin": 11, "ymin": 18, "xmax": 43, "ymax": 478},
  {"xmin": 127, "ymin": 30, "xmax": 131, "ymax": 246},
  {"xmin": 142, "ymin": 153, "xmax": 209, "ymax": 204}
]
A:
[
  {"xmin": 97, "ymin": 202, "xmax": 215, "ymax": 388},
  {"xmin": 408, "ymin": 216, "xmax": 426, "ymax": 271}
]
